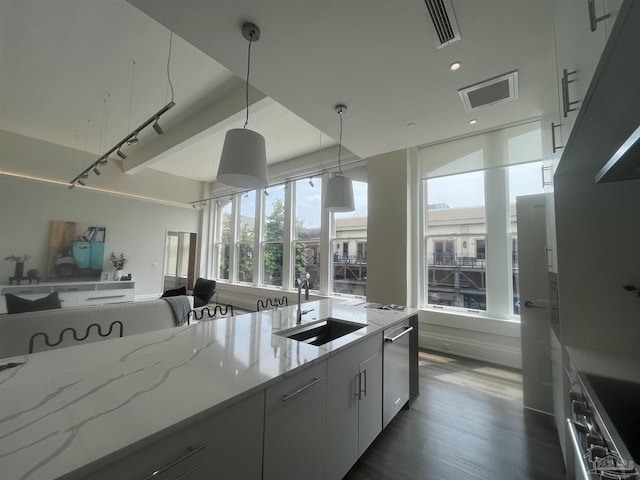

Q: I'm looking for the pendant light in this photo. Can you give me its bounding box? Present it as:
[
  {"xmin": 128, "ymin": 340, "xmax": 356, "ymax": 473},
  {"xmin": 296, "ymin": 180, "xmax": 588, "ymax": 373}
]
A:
[
  {"xmin": 217, "ymin": 22, "xmax": 268, "ymax": 189},
  {"xmin": 324, "ymin": 104, "xmax": 355, "ymax": 212}
]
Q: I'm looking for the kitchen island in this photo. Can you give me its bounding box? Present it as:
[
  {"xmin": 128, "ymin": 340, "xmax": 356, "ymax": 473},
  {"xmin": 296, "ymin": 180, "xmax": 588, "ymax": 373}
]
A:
[{"xmin": 0, "ymin": 299, "xmax": 418, "ymax": 480}]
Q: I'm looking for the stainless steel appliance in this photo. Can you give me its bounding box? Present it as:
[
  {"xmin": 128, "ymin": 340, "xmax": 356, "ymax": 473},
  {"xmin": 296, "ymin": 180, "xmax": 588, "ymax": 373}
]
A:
[
  {"xmin": 383, "ymin": 320, "xmax": 413, "ymax": 428},
  {"xmin": 566, "ymin": 357, "xmax": 639, "ymax": 479}
]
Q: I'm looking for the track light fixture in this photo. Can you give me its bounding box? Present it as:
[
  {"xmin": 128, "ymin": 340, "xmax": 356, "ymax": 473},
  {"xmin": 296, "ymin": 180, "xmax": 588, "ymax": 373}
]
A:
[
  {"xmin": 264, "ymin": 190, "xmax": 269, "ymax": 196},
  {"xmin": 69, "ymin": 31, "xmax": 176, "ymax": 190},
  {"xmin": 309, "ymin": 178, "xmax": 314, "ymax": 188},
  {"xmin": 152, "ymin": 118, "xmax": 163, "ymax": 135},
  {"xmin": 68, "ymin": 184, "xmax": 75, "ymax": 190},
  {"xmin": 127, "ymin": 133, "xmax": 139, "ymax": 145}
]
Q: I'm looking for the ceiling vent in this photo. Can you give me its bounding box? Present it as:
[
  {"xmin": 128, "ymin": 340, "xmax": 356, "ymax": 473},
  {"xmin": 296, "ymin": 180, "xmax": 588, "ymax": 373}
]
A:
[
  {"xmin": 458, "ymin": 71, "xmax": 519, "ymax": 112},
  {"xmin": 424, "ymin": 0, "xmax": 461, "ymax": 48}
]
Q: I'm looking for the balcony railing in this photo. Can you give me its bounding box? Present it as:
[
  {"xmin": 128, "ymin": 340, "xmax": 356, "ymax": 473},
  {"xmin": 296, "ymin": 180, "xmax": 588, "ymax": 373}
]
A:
[
  {"xmin": 332, "ymin": 254, "xmax": 367, "ymax": 265},
  {"xmin": 429, "ymin": 253, "xmax": 486, "ymax": 268}
]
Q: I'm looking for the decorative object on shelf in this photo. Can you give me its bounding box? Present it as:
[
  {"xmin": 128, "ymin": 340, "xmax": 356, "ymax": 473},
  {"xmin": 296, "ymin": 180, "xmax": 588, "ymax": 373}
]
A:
[
  {"xmin": 324, "ymin": 104, "xmax": 355, "ymax": 212},
  {"xmin": 216, "ymin": 22, "xmax": 268, "ymax": 189},
  {"xmin": 4, "ymin": 254, "xmax": 33, "ymax": 280},
  {"xmin": 110, "ymin": 252, "xmax": 127, "ymax": 281}
]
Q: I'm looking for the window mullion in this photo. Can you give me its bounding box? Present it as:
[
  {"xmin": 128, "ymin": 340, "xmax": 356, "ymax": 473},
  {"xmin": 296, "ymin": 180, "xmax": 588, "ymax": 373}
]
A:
[{"xmin": 282, "ymin": 183, "xmax": 293, "ymax": 290}]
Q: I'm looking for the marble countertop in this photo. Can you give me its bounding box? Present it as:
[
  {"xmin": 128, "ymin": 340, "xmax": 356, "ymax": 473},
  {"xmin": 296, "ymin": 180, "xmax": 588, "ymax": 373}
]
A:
[{"xmin": 0, "ymin": 299, "xmax": 417, "ymax": 480}]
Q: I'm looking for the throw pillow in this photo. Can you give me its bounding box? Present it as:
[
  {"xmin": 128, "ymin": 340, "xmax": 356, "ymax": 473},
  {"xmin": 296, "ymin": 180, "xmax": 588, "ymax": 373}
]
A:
[
  {"xmin": 161, "ymin": 286, "xmax": 187, "ymax": 298},
  {"xmin": 5, "ymin": 292, "xmax": 62, "ymax": 314}
]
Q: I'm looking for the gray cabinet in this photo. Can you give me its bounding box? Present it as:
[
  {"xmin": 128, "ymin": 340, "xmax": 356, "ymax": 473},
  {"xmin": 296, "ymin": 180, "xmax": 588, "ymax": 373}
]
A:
[
  {"xmin": 83, "ymin": 390, "xmax": 264, "ymax": 480},
  {"xmin": 263, "ymin": 360, "xmax": 327, "ymax": 480},
  {"xmin": 325, "ymin": 334, "xmax": 383, "ymax": 480},
  {"xmin": 550, "ymin": 328, "xmax": 567, "ymax": 462}
]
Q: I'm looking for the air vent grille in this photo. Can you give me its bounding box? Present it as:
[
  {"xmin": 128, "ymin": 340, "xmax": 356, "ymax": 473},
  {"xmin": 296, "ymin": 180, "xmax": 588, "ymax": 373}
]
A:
[
  {"xmin": 424, "ymin": 0, "xmax": 461, "ymax": 48},
  {"xmin": 458, "ymin": 71, "xmax": 519, "ymax": 112}
]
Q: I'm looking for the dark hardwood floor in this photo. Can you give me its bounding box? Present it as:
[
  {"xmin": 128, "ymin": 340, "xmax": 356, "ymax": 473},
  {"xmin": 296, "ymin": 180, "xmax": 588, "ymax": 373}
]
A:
[{"xmin": 344, "ymin": 350, "xmax": 566, "ymax": 480}]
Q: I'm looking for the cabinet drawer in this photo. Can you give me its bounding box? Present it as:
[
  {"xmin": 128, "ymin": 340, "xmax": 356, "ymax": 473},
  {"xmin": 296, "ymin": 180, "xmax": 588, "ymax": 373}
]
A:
[
  {"xmin": 327, "ymin": 334, "xmax": 382, "ymax": 383},
  {"xmin": 74, "ymin": 289, "xmax": 134, "ymax": 306},
  {"xmin": 83, "ymin": 390, "xmax": 264, "ymax": 480}
]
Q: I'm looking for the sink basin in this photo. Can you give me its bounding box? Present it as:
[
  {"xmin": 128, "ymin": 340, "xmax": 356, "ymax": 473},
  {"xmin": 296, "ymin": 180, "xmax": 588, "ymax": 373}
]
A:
[{"xmin": 277, "ymin": 318, "xmax": 366, "ymax": 346}]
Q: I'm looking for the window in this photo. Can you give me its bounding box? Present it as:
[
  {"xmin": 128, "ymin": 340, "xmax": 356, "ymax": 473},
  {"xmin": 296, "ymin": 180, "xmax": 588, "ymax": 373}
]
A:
[
  {"xmin": 216, "ymin": 200, "xmax": 232, "ymax": 280},
  {"xmin": 237, "ymin": 192, "xmax": 256, "ymax": 283},
  {"xmin": 332, "ymin": 180, "xmax": 368, "ymax": 296},
  {"xmin": 262, "ymin": 186, "xmax": 285, "ymax": 287},
  {"xmin": 426, "ymin": 171, "xmax": 487, "ymax": 310},
  {"xmin": 293, "ymin": 178, "xmax": 322, "ymax": 289}
]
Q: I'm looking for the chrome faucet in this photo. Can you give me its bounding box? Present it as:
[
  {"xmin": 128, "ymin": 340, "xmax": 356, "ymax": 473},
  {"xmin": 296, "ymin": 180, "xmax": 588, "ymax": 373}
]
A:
[{"xmin": 296, "ymin": 274, "xmax": 310, "ymax": 324}]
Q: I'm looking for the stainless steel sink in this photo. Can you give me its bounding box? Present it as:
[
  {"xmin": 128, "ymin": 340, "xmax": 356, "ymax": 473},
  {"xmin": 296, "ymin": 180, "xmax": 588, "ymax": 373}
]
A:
[{"xmin": 276, "ymin": 318, "xmax": 366, "ymax": 346}]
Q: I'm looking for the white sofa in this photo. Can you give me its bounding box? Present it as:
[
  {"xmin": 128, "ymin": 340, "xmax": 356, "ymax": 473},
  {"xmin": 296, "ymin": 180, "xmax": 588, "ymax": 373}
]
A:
[{"xmin": 0, "ymin": 298, "xmax": 192, "ymax": 359}]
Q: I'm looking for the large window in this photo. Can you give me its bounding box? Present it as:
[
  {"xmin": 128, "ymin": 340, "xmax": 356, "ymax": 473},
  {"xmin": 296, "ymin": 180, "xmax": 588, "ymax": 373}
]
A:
[
  {"xmin": 426, "ymin": 171, "xmax": 487, "ymax": 310},
  {"xmin": 332, "ymin": 180, "xmax": 368, "ymax": 296},
  {"xmin": 237, "ymin": 192, "xmax": 256, "ymax": 283},
  {"xmin": 293, "ymin": 178, "xmax": 322, "ymax": 290},
  {"xmin": 262, "ymin": 186, "xmax": 285, "ymax": 287},
  {"xmin": 216, "ymin": 200, "xmax": 232, "ymax": 280}
]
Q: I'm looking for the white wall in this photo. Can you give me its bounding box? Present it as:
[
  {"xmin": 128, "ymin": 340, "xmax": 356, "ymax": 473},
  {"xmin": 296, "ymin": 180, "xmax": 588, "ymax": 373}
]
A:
[{"xmin": 0, "ymin": 132, "xmax": 203, "ymax": 298}]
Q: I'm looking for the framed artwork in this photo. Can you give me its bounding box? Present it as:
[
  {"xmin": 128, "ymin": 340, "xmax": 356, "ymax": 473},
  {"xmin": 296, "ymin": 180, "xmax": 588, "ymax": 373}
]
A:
[
  {"xmin": 47, "ymin": 221, "xmax": 106, "ymax": 281},
  {"xmin": 100, "ymin": 272, "xmax": 111, "ymax": 281}
]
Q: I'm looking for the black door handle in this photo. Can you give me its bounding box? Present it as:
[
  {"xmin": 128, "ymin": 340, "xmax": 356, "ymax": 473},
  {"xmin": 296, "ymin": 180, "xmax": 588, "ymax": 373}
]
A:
[{"xmin": 524, "ymin": 300, "xmax": 545, "ymax": 309}]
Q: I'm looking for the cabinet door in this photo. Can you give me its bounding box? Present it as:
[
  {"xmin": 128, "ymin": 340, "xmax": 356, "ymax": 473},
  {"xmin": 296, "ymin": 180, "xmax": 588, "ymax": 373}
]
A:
[
  {"xmin": 550, "ymin": 328, "xmax": 567, "ymax": 460},
  {"xmin": 84, "ymin": 391, "xmax": 264, "ymax": 480},
  {"xmin": 325, "ymin": 370, "xmax": 359, "ymax": 480},
  {"xmin": 358, "ymin": 351, "xmax": 382, "ymax": 456},
  {"xmin": 263, "ymin": 361, "xmax": 327, "ymax": 480},
  {"xmin": 554, "ymin": 0, "xmax": 608, "ymax": 146}
]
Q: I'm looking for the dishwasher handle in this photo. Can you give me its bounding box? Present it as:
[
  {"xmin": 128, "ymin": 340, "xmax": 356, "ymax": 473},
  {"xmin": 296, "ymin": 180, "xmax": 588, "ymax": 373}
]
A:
[{"xmin": 384, "ymin": 326, "xmax": 413, "ymax": 343}]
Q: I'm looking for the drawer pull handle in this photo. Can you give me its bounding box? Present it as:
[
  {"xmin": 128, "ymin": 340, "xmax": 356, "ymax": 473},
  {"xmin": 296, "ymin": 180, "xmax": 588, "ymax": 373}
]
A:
[
  {"xmin": 85, "ymin": 295, "xmax": 126, "ymax": 301},
  {"xmin": 281, "ymin": 377, "xmax": 324, "ymax": 402},
  {"xmin": 142, "ymin": 444, "xmax": 206, "ymax": 479},
  {"xmin": 384, "ymin": 326, "xmax": 413, "ymax": 342}
]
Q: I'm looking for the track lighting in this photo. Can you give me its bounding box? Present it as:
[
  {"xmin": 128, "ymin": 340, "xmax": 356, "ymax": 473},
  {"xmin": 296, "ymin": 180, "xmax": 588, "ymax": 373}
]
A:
[
  {"xmin": 152, "ymin": 118, "xmax": 163, "ymax": 135},
  {"xmin": 264, "ymin": 190, "xmax": 269, "ymax": 196},
  {"xmin": 68, "ymin": 184, "xmax": 75, "ymax": 190},
  {"xmin": 77, "ymin": 178, "xmax": 86, "ymax": 186},
  {"xmin": 127, "ymin": 133, "xmax": 139, "ymax": 145},
  {"xmin": 93, "ymin": 165, "xmax": 102, "ymax": 175},
  {"xmin": 98, "ymin": 157, "xmax": 108, "ymax": 166},
  {"xmin": 116, "ymin": 148, "xmax": 126, "ymax": 159},
  {"xmin": 309, "ymin": 178, "xmax": 314, "ymax": 188}
]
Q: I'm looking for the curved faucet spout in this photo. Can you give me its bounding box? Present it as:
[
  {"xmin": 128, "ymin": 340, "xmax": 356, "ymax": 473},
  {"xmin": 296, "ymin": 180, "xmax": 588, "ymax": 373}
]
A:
[{"xmin": 296, "ymin": 276, "xmax": 310, "ymax": 324}]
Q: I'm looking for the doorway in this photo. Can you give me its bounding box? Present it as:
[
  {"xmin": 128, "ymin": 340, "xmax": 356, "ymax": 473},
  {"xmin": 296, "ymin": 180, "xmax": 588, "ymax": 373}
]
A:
[{"xmin": 163, "ymin": 231, "xmax": 197, "ymax": 292}]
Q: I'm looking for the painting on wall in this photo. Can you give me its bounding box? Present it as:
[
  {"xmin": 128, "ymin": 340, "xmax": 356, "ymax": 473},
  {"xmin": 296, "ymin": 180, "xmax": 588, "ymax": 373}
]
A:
[{"xmin": 47, "ymin": 221, "xmax": 106, "ymax": 280}]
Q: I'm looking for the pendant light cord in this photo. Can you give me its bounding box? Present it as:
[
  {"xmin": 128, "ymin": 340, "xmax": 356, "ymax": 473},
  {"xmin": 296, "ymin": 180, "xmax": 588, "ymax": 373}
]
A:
[
  {"xmin": 337, "ymin": 108, "xmax": 343, "ymax": 174},
  {"xmin": 166, "ymin": 31, "xmax": 175, "ymax": 103},
  {"xmin": 244, "ymin": 33, "xmax": 254, "ymax": 129}
]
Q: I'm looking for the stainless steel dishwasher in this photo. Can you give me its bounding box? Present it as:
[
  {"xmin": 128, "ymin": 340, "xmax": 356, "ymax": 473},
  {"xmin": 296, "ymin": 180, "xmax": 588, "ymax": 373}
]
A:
[{"xmin": 383, "ymin": 320, "xmax": 413, "ymax": 428}]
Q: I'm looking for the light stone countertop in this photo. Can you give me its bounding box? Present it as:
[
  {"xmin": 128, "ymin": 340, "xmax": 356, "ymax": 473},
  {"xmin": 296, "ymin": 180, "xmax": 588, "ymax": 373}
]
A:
[{"xmin": 0, "ymin": 299, "xmax": 417, "ymax": 480}]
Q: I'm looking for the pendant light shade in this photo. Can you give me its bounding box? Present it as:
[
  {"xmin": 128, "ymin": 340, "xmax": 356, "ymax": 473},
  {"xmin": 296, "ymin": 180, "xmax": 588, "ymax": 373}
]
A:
[
  {"xmin": 325, "ymin": 174, "xmax": 355, "ymax": 212},
  {"xmin": 218, "ymin": 128, "xmax": 268, "ymax": 188},
  {"xmin": 216, "ymin": 22, "xmax": 268, "ymax": 189},
  {"xmin": 324, "ymin": 104, "xmax": 355, "ymax": 212}
]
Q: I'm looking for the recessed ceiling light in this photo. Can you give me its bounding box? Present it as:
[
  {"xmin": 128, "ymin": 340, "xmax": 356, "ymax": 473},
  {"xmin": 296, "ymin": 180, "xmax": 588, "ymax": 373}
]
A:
[
  {"xmin": 450, "ymin": 62, "xmax": 462, "ymax": 71},
  {"xmin": 469, "ymin": 119, "xmax": 478, "ymax": 125}
]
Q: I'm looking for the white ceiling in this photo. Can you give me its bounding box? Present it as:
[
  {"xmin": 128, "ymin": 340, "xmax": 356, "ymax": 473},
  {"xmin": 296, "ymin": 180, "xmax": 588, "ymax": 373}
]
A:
[{"xmin": 1, "ymin": 0, "xmax": 557, "ymax": 184}]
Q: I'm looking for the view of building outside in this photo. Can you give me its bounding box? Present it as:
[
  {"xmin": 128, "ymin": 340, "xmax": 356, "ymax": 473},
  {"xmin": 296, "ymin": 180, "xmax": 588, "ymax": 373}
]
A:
[
  {"xmin": 426, "ymin": 170, "xmax": 488, "ymax": 310},
  {"xmin": 294, "ymin": 178, "xmax": 322, "ymax": 290},
  {"xmin": 425, "ymin": 161, "xmax": 548, "ymax": 315},
  {"xmin": 237, "ymin": 192, "xmax": 256, "ymax": 283},
  {"xmin": 332, "ymin": 180, "xmax": 368, "ymax": 295},
  {"xmin": 216, "ymin": 200, "xmax": 232, "ymax": 280},
  {"xmin": 262, "ymin": 186, "xmax": 285, "ymax": 287}
]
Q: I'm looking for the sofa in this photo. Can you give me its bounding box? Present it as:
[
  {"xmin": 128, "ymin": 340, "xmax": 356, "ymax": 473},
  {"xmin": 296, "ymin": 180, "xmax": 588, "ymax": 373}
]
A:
[{"xmin": 0, "ymin": 297, "xmax": 193, "ymax": 359}]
